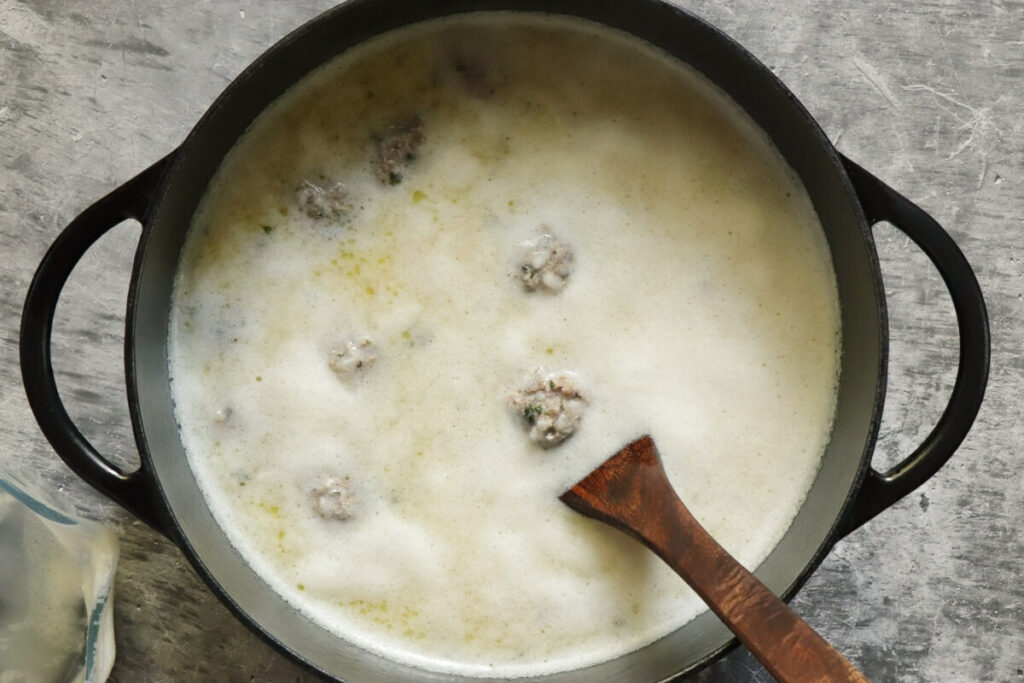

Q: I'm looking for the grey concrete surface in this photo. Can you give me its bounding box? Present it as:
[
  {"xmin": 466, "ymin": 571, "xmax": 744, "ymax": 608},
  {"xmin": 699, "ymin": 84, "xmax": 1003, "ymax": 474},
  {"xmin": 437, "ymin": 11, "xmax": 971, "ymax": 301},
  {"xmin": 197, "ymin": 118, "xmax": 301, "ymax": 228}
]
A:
[{"xmin": 0, "ymin": 1, "xmax": 1020, "ymax": 681}]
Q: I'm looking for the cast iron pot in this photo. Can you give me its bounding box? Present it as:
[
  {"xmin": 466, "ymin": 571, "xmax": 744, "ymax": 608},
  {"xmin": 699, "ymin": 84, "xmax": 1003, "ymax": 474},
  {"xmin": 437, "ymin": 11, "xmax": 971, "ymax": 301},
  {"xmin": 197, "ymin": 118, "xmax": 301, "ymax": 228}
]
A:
[{"xmin": 20, "ymin": 1, "xmax": 990, "ymax": 680}]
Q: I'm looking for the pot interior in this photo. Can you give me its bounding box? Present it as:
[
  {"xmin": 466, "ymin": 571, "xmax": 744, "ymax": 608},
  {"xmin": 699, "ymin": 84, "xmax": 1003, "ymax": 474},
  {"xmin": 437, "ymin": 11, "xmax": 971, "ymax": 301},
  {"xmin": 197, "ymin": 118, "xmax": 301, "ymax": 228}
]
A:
[{"xmin": 129, "ymin": 1, "xmax": 884, "ymax": 680}]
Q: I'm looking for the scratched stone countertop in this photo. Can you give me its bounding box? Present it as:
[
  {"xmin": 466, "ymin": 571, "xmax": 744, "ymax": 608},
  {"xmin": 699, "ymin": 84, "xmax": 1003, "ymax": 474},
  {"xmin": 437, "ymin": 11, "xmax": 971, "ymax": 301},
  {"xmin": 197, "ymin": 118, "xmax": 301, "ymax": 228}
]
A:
[{"xmin": 0, "ymin": 1, "xmax": 1021, "ymax": 681}]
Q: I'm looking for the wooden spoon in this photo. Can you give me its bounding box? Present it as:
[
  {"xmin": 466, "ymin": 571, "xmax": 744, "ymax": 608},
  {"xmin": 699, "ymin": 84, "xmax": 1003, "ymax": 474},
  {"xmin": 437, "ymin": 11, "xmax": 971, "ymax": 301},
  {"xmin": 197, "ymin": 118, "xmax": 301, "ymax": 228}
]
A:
[{"xmin": 560, "ymin": 435, "xmax": 869, "ymax": 683}]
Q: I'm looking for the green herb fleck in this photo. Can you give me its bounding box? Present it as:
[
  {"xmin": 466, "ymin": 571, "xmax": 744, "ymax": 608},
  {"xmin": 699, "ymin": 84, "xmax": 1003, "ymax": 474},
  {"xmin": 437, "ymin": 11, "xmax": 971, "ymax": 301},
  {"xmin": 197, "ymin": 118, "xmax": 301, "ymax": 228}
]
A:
[
  {"xmin": 261, "ymin": 224, "xmax": 275, "ymax": 234},
  {"xmin": 523, "ymin": 404, "xmax": 543, "ymax": 424},
  {"xmin": 548, "ymin": 380, "xmax": 556, "ymax": 390}
]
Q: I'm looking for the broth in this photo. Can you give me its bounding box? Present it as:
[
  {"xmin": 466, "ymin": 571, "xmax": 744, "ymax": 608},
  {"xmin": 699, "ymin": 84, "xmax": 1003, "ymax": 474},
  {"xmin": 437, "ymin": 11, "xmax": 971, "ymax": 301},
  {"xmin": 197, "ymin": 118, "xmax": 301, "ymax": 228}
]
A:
[{"xmin": 169, "ymin": 14, "xmax": 841, "ymax": 678}]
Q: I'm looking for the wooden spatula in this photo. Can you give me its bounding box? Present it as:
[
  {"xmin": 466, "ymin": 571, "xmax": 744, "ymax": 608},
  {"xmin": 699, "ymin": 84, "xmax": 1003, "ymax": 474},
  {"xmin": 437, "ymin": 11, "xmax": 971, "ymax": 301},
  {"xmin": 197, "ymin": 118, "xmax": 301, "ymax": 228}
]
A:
[{"xmin": 560, "ymin": 435, "xmax": 869, "ymax": 683}]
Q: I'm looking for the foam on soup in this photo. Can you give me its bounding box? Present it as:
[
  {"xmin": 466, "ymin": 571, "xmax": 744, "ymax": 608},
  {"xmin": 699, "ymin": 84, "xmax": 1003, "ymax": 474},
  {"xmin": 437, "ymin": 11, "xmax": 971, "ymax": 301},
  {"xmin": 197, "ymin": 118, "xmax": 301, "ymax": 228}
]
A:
[{"xmin": 169, "ymin": 13, "xmax": 841, "ymax": 678}]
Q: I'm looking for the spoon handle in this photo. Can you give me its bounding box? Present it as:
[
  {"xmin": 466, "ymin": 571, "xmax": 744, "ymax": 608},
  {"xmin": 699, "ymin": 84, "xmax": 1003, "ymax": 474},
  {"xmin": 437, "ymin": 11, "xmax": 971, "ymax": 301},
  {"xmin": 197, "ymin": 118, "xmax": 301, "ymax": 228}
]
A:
[{"xmin": 561, "ymin": 436, "xmax": 869, "ymax": 683}]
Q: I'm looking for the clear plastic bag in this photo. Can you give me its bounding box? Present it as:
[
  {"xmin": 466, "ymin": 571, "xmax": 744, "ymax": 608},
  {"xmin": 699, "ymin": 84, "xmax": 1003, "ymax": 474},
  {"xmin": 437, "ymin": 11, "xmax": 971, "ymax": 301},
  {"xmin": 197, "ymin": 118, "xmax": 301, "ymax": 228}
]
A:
[{"xmin": 0, "ymin": 474, "xmax": 118, "ymax": 683}]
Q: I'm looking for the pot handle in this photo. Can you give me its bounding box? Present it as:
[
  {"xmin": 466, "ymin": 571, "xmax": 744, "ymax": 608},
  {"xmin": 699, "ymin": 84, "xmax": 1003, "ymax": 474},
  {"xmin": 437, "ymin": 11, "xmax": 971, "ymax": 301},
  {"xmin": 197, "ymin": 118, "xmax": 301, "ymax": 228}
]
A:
[
  {"xmin": 838, "ymin": 156, "xmax": 990, "ymax": 535},
  {"xmin": 20, "ymin": 154, "xmax": 176, "ymax": 536}
]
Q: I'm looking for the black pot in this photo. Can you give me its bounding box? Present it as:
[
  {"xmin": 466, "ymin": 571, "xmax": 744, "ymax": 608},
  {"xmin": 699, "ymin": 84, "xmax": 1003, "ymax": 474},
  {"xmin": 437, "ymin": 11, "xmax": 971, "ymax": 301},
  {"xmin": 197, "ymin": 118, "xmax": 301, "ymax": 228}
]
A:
[{"xmin": 20, "ymin": 1, "xmax": 990, "ymax": 681}]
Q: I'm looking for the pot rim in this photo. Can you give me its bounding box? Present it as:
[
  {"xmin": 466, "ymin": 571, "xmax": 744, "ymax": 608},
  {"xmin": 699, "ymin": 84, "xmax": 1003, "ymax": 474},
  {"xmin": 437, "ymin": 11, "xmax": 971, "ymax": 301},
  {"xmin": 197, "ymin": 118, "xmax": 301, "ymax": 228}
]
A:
[{"xmin": 124, "ymin": 2, "xmax": 887, "ymax": 681}]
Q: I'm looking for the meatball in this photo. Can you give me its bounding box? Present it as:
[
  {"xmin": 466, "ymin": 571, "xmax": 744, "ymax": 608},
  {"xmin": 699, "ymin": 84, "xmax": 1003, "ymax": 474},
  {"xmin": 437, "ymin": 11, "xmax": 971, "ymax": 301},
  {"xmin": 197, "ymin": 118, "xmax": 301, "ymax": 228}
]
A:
[
  {"xmin": 328, "ymin": 338, "xmax": 376, "ymax": 381},
  {"xmin": 509, "ymin": 370, "xmax": 587, "ymax": 447},
  {"xmin": 313, "ymin": 477, "xmax": 355, "ymax": 521},
  {"xmin": 520, "ymin": 233, "xmax": 575, "ymax": 293},
  {"xmin": 296, "ymin": 180, "xmax": 354, "ymax": 221},
  {"xmin": 372, "ymin": 115, "xmax": 425, "ymax": 186}
]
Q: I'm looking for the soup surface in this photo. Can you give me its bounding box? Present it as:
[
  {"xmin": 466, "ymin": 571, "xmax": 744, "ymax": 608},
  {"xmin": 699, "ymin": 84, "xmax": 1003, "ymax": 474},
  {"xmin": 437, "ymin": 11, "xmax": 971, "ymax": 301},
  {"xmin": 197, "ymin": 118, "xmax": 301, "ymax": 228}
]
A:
[{"xmin": 169, "ymin": 13, "xmax": 841, "ymax": 678}]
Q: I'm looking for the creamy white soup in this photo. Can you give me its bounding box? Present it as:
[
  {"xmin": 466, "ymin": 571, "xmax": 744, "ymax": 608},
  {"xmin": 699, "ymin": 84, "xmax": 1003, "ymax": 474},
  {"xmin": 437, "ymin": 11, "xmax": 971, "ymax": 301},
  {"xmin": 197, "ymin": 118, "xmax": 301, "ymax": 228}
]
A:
[{"xmin": 169, "ymin": 13, "xmax": 841, "ymax": 678}]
